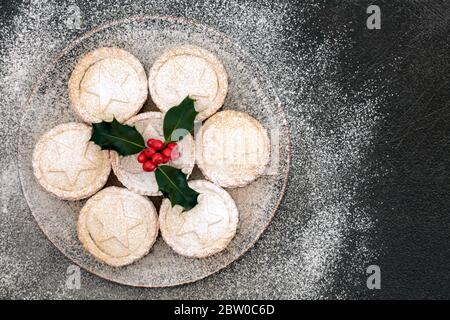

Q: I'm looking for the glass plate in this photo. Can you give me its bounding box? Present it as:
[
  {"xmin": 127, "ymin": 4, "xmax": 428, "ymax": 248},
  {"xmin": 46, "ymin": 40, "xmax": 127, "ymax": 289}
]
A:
[{"xmin": 18, "ymin": 16, "xmax": 290, "ymax": 287}]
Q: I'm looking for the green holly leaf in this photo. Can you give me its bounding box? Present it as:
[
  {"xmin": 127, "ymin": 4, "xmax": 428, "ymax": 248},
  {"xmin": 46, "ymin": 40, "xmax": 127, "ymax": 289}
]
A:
[
  {"xmin": 90, "ymin": 118, "xmax": 146, "ymax": 156},
  {"xmin": 163, "ymin": 97, "xmax": 198, "ymax": 142},
  {"xmin": 155, "ymin": 165, "xmax": 199, "ymax": 210}
]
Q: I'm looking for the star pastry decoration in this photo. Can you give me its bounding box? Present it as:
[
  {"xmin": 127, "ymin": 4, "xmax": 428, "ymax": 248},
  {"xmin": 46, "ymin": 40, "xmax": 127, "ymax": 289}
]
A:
[
  {"xmin": 81, "ymin": 61, "xmax": 130, "ymax": 113},
  {"xmin": 176, "ymin": 198, "xmax": 223, "ymax": 241},
  {"xmin": 168, "ymin": 59, "xmax": 213, "ymax": 100},
  {"xmin": 94, "ymin": 198, "xmax": 143, "ymax": 248},
  {"xmin": 47, "ymin": 139, "xmax": 98, "ymax": 186}
]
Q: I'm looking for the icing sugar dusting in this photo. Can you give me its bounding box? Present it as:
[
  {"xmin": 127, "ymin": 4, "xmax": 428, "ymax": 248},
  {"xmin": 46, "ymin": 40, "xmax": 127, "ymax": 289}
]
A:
[{"xmin": 0, "ymin": 0, "xmax": 381, "ymax": 299}]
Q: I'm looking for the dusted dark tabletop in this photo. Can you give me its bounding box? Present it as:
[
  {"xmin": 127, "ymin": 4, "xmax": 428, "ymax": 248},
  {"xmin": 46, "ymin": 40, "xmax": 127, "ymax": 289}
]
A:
[{"xmin": 0, "ymin": 0, "xmax": 449, "ymax": 299}]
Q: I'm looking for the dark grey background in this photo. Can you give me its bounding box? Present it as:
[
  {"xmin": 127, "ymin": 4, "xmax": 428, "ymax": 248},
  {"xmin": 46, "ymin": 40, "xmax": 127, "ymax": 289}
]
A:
[
  {"xmin": 341, "ymin": 0, "xmax": 450, "ymax": 299},
  {"xmin": 1, "ymin": 0, "xmax": 449, "ymax": 299}
]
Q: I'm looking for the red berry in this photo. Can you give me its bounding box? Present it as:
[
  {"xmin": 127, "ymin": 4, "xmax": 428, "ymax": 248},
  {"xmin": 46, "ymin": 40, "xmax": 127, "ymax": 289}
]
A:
[
  {"xmin": 171, "ymin": 149, "xmax": 180, "ymax": 161},
  {"xmin": 162, "ymin": 148, "xmax": 172, "ymax": 158},
  {"xmin": 144, "ymin": 147, "xmax": 156, "ymax": 158},
  {"xmin": 167, "ymin": 142, "xmax": 177, "ymax": 149},
  {"xmin": 143, "ymin": 160, "xmax": 156, "ymax": 172},
  {"xmin": 162, "ymin": 155, "xmax": 170, "ymax": 163},
  {"xmin": 152, "ymin": 153, "xmax": 163, "ymax": 164},
  {"xmin": 149, "ymin": 139, "xmax": 164, "ymax": 150},
  {"xmin": 137, "ymin": 152, "xmax": 147, "ymax": 163},
  {"xmin": 146, "ymin": 138, "xmax": 156, "ymax": 147}
]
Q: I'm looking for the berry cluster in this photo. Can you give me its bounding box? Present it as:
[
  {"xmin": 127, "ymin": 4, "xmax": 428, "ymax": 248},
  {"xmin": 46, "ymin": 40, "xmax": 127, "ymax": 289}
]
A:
[{"xmin": 137, "ymin": 138, "xmax": 180, "ymax": 172}]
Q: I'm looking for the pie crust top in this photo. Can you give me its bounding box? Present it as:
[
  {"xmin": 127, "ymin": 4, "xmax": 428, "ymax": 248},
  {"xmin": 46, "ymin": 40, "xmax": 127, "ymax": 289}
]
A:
[
  {"xmin": 196, "ymin": 110, "xmax": 270, "ymax": 188},
  {"xmin": 32, "ymin": 122, "xmax": 111, "ymax": 200},
  {"xmin": 159, "ymin": 180, "xmax": 239, "ymax": 258},
  {"xmin": 110, "ymin": 112, "xmax": 195, "ymax": 196},
  {"xmin": 148, "ymin": 45, "xmax": 228, "ymax": 121},
  {"xmin": 69, "ymin": 47, "xmax": 147, "ymax": 124},
  {"xmin": 78, "ymin": 187, "xmax": 159, "ymax": 267}
]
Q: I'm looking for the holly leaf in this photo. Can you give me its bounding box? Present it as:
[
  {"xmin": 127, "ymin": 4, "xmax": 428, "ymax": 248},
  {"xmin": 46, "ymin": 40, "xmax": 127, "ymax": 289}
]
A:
[
  {"xmin": 90, "ymin": 118, "xmax": 146, "ymax": 156},
  {"xmin": 163, "ymin": 97, "xmax": 198, "ymax": 142},
  {"xmin": 155, "ymin": 165, "xmax": 199, "ymax": 210}
]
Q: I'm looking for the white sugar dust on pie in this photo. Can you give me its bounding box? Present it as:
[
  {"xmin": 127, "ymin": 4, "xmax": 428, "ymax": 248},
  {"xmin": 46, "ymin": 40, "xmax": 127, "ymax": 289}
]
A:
[
  {"xmin": 148, "ymin": 45, "xmax": 228, "ymax": 121},
  {"xmin": 196, "ymin": 110, "xmax": 270, "ymax": 188},
  {"xmin": 78, "ymin": 187, "xmax": 159, "ymax": 267},
  {"xmin": 159, "ymin": 180, "xmax": 239, "ymax": 258},
  {"xmin": 69, "ymin": 47, "xmax": 147, "ymax": 123},
  {"xmin": 32, "ymin": 123, "xmax": 111, "ymax": 200},
  {"xmin": 110, "ymin": 112, "xmax": 195, "ymax": 196}
]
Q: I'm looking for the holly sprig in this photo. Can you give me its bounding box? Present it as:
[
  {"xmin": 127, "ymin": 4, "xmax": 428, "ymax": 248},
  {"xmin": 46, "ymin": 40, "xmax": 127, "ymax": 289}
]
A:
[{"xmin": 90, "ymin": 97, "xmax": 199, "ymax": 210}]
